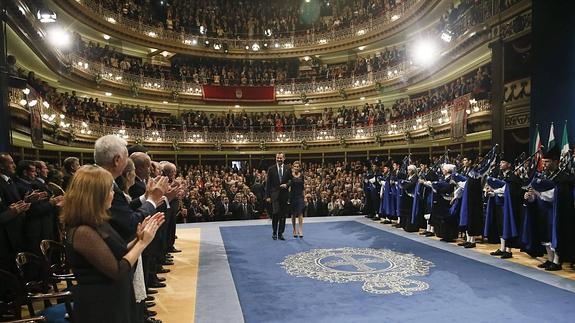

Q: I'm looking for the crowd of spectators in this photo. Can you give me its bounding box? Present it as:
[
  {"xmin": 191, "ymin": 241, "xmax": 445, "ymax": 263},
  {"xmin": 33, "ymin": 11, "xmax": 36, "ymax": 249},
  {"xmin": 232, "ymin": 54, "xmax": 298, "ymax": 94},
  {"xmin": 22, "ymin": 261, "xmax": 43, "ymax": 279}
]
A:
[
  {"xmin": 39, "ymin": 65, "xmax": 490, "ymax": 132},
  {"xmin": 74, "ymin": 34, "xmax": 406, "ymax": 85},
  {"xmin": 96, "ymin": 0, "xmax": 400, "ymax": 39}
]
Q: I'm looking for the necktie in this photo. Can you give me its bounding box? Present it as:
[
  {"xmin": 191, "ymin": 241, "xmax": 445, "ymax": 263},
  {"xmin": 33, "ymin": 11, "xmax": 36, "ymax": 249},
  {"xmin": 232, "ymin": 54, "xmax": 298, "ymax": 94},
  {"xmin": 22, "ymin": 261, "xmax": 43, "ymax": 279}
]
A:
[
  {"xmin": 279, "ymin": 165, "xmax": 283, "ymax": 181},
  {"xmin": 244, "ymin": 204, "xmax": 247, "ymax": 214}
]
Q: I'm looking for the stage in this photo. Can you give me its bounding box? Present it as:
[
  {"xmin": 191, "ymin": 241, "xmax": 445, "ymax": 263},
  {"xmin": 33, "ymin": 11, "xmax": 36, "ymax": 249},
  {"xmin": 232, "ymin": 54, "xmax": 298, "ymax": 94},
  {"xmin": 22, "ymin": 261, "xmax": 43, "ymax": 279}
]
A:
[{"xmin": 159, "ymin": 216, "xmax": 575, "ymax": 323}]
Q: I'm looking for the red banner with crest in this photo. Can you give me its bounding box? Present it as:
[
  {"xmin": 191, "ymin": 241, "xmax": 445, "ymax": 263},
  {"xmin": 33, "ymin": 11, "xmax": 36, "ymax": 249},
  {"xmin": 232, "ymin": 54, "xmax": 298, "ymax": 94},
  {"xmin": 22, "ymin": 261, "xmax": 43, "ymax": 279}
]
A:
[{"xmin": 201, "ymin": 85, "xmax": 276, "ymax": 102}]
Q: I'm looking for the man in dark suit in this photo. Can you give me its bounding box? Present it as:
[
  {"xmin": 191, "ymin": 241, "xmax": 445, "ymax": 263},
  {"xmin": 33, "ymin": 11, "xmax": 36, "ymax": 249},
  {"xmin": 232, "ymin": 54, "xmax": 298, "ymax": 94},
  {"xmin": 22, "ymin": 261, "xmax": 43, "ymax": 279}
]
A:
[
  {"xmin": 0, "ymin": 153, "xmax": 31, "ymax": 272},
  {"xmin": 215, "ymin": 196, "xmax": 233, "ymax": 221},
  {"xmin": 94, "ymin": 135, "xmax": 167, "ymax": 242},
  {"xmin": 266, "ymin": 152, "xmax": 292, "ymax": 240}
]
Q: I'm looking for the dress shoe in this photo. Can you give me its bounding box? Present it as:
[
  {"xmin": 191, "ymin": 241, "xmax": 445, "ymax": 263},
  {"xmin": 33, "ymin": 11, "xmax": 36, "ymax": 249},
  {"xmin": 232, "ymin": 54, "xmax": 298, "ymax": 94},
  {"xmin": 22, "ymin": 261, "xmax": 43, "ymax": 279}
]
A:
[
  {"xmin": 537, "ymin": 260, "xmax": 553, "ymax": 269},
  {"xmin": 490, "ymin": 249, "xmax": 504, "ymax": 256},
  {"xmin": 500, "ymin": 251, "xmax": 512, "ymax": 259},
  {"xmin": 419, "ymin": 231, "xmax": 428, "ymax": 235},
  {"xmin": 163, "ymin": 260, "xmax": 174, "ymax": 266},
  {"xmin": 382, "ymin": 219, "xmax": 392, "ymax": 224},
  {"xmin": 154, "ymin": 276, "xmax": 166, "ymax": 282},
  {"xmin": 272, "ymin": 235, "xmax": 277, "ymax": 240},
  {"xmin": 393, "ymin": 223, "xmax": 402, "ymax": 228},
  {"xmin": 464, "ymin": 242, "xmax": 476, "ymax": 249},
  {"xmin": 424, "ymin": 232, "xmax": 435, "ymax": 237},
  {"xmin": 545, "ymin": 263, "xmax": 562, "ymax": 271},
  {"xmin": 278, "ymin": 235, "xmax": 285, "ymax": 240},
  {"xmin": 147, "ymin": 289, "xmax": 158, "ymax": 295},
  {"xmin": 147, "ymin": 310, "xmax": 157, "ymax": 317},
  {"xmin": 439, "ymin": 238, "xmax": 454, "ymax": 243},
  {"xmin": 169, "ymin": 247, "xmax": 182, "ymax": 253},
  {"xmin": 165, "ymin": 254, "xmax": 174, "ymax": 259},
  {"xmin": 146, "ymin": 302, "xmax": 156, "ymax": 308},
  {"xmin": 149, "ymin": 281, "xmax": 166, "ymax": 288},
  {"xmin": 299, "ymin": 235, "xmax": 303, "ymax": 238},
  {"xmin": 457, "ymin": 242, "xmax": 467, "ymax": 246},
  {"xmin": 157, "ymin": 267, "xmax": 170, "ymax": 274},
  {"xmin": 371, "ymin": 216, "xmax": 380, "ymax": 221},
  {"xmin": 145, "ymin": 296, "xmax": 155, "ymax": 302},
  {"xmin": 146, "ymin": 317, "xmax": 162, "ymax": 323}
]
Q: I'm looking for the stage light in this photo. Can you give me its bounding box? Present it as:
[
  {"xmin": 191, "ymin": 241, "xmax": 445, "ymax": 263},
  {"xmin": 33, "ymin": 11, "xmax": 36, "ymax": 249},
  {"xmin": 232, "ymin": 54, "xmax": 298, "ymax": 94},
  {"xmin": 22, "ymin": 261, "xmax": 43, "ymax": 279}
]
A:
[
  {"xmin": 161, "ymin": 51, "xmax": 170, "ymax": 57},
  {"xmin": 391, "ymin": 14, "xmax": 400, "ymax": 22},
  {"xmin": 163, "ymin": 101, "xmax": 168, "ymax": 104},
  {"xmin": 103, "ymin": 34, "xmax": 111, "ymax": 40},
  {"xmin": 274, "ymin": 43, "xmax": 280, "ymax": 48},
  {"xmin": 59, "ymin": 114, "xmax": 65, "ymax": 119},
  {"xmin": 360, "ymin": 97, "xmax": 365, "ymax": 100},
  {"xmin": 303, "ymin": 56, "xmax": 311, "ymax": 61},
  {"xmin": 43, "ymin": 101, "xmax": 50, "ymax": 108},
  {"xmin": 264, "ymin": 29, "xmax": 272, "ymax": 37},
  {"xmin": 105, "ymin": 92, "xmax": 112, "ymax": 96},
  {"xmin": 358, "ymin": 46, "xmax": 366, "ymax": 51},
  {"xmin": 47, "ymin": 26, "xmax": 71, "ymax": 48},
  {"xmin": 200, "ymin": 25, "xmax": 207, "ymax": 35},
  {"xmin": 356, "ymin": 29, "xmax": 366, "ymax": 36},
  {"xmin": 441, "ymin": 30, "xmax": 452, "ymax": 43},
  {"xmin": 412, "ymin": 39, "xmax": 438, "ymax": 66},
  {"xmin": 37, "ymin": 9, "xmax": 56, "ymax": 23},
  {"xmin": 19, "ymin": 99, "xmax": 27, "ymax": 106},
  {"xmin": 22, "ymin": 88, "xmax": 30, "ymax": 95},
  {"xmin": 29, "ymin": 100, "xmax": 38, "ymax": 107},
  {"xmin": 106, "ymin": 17, "xmax": 116, "ymax": 24},
  {"xmin": 318, "ymin": 39, "xmax": 327, "ymax": 44},
  {"xmin": 147, "ymin": 31, "xmax": 157, "ymax": 38},
  {"xmin": 214, "ymin": 43, "xmax": 222, "ymax": 50},
  {"xmin": 252, "ymin": 43, "xmax": 260, "ymax": 51}
]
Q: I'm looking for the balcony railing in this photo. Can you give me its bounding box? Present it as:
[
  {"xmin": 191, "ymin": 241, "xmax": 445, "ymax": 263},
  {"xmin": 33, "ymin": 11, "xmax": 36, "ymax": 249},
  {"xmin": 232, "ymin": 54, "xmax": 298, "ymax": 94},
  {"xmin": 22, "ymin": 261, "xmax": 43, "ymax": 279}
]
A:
[
  {"xmin": 9, "ymin": 87, "xmax": 490, "ymax": 145},
  {"xmin": 70, "ymin": 53, "xmax": 416, "ymax": 96},
  {"xmin": 72, "ymin": 0, "xmax": 421, "ymax": 51}
]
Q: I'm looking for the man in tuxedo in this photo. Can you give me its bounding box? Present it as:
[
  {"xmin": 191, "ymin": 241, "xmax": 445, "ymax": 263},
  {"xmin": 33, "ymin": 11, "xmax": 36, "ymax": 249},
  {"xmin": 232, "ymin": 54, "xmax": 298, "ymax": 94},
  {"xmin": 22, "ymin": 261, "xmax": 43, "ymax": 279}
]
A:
[
  {"xmin": 266, "ymin": 152, "xmax": 292, "ymax": 240},
  {"xmin": 0, "ymin": 153, "xmax": 31, "ymax": 272},
  {"xmin": 215, "ymin": 195, "xmax": 233, "ymax": 221}
]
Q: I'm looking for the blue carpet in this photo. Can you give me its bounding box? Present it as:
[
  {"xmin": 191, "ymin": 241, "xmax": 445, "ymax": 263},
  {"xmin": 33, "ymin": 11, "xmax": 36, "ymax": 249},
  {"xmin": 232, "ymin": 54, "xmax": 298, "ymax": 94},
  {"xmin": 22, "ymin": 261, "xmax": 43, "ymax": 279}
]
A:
[{"xmin": 220, "ymin": 221, "xmax": 575, "ymax": 323}]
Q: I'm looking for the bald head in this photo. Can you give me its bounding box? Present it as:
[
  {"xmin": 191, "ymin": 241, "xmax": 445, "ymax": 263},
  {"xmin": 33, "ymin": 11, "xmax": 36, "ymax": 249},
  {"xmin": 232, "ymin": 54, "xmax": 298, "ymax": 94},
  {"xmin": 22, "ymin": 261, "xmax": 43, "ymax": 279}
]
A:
[{"xmin": 130, "ymin": 152, "xmax": 151, "ymax": 180}]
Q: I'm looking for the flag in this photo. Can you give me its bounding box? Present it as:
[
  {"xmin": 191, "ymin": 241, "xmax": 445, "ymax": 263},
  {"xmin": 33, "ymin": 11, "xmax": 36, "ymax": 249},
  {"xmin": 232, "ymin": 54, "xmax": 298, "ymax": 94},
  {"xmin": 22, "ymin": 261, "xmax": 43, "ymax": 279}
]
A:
[
  {"xmin": 547, "ymin": 122, "xmax": 556, "ymax": 152},
  {"xmin": 531, "ymin": 124, "xmax": 543, "ymax": 171},
  {"xmin": 561, "ymin": 121, "xmax": 569, "ymax": 156}
]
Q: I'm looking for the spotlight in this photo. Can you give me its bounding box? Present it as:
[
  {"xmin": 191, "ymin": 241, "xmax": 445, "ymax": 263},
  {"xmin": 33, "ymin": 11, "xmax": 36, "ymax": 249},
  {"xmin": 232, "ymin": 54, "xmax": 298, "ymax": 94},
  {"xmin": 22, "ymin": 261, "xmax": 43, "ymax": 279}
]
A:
[
  {"xmin": 412, "ymin": 39, "xmax": 438, "ymax": 66},
  {"xmin": 214, "ymin": 43, "xmax": 222, "ymax": 50},
  {"xmin": 252, "ymin": 43, "xmax": 260, "ymax": 51},
  {"xmin": 19, "ymin": 99, "xmax": 27, "ymax": 106},
  {"xmin": 441, "ymin": 30, "xmax": 453, "ymax": 43},
  {"xmin": 391, "ymin": 14, "xmax": 400, "ymax": 21},
  {"xmin": 199, "ymin": 25, "xmax": 207, "ymax": 35},
  {"xmin": 37, "ymin": 8, "xmax": 56, "ymax": 23},
  {"xmin": 103, "ymin": 34, "xmax": 111, "ymax": 40},
  {"xmin": 29, "ymin": 100, "xmax": 38, "ymax": 107},
  {"xmin": 22, "ymin": 88, "xmax": 30, "ymax": 95},
  {"xmin": 47, "ymin": 26, "xmax": 71, "ymax": 48}
]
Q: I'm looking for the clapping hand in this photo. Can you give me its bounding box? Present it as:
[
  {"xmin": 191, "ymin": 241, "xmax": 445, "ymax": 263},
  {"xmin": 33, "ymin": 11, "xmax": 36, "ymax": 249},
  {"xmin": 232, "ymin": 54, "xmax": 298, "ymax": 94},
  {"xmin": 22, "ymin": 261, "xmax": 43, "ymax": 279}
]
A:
[
  {"xmin": 49, "ymin": 195, "xmax": 65, "ymax": 207},
  {"xmin": 24, "ymin": 190, "xmax": 48, "ymax": 203},
  {"xmin": 137, "ymin": 212, "xmax": 165, "ymax": 245},
  {"xmin": 9, "ymin": 200, "xmax": 31, "ymax": 214},
  {"xmin": 145, "ymin": 176, "xmax": 170, "ymax": 205}
]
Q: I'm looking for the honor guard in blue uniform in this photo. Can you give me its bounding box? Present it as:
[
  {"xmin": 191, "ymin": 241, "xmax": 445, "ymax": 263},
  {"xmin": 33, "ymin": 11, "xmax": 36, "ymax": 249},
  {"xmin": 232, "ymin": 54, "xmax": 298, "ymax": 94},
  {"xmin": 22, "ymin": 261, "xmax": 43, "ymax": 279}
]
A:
[{"xmin": 413, "ymin": 157, "xmax": 438, "ymax": 236}]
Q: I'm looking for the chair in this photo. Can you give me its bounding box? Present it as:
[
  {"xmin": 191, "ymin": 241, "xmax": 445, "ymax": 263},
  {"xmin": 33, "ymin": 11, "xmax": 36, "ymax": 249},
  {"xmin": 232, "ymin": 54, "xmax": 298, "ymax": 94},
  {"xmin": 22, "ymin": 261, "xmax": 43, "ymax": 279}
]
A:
[
  {"xmin": 14, "ymin": 253, "xmax": 74, "ymax": 322},
  {"xmin": 0, "ymin": 269, "xmax": 46, "ymax": 322},
  {"xmin": 39, "ymin": 240, "xmax": 76, "ymax": 289}
]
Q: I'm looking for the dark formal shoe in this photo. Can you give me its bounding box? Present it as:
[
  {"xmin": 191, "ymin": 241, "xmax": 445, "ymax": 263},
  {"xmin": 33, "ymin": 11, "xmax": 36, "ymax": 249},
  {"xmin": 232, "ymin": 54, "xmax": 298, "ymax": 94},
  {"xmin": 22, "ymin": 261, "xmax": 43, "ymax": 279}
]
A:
[
  {"xmin": 149, "ymin": 281, "xmax": 166, "ymax": 288},
  {"xmin": 457, "ymin": 242, "xmax": 467, "ymax": 246},
  {"xmin": 545, "ymin": 263, "xmax": 562, "ymax": 271},
  {"xmin": 393, "ymin": 224, "xmax": 402, "ymax": 228},
  {"xmin": 371, "ymin": 216, "xmax": 380, "ymax": 221},
  {"xmin": 424, "ymin": 232, "xmax": 435, "ymax": 237},
  {"xmin": 382, "ymin": 219, "xmax": 392, "ymax": 224},
  {"xmin": 272, "ymin": 235, "xmax": 277, "ymax": 240},
  {"xmin": 146, "ymin": 317, "xmax": 162, "ymax": 323},
  {"xmin": 293, "ymin": 234, "xmax": 297, "ymax": 238},
  {"xmin": 165, "ymin": 254, "xmax": 174, "ymax": 259},
  {"xmin": 419, "ymin": 231, "xmax": 428, "ymax": 235},
  {"xmin": 279, "ymin": 235, "xmax": 285, "ymax": 240},
  {"xmin": 439, "ymin": 238, "xmax": 454, "ymax": 242},
  {"xmin": 490, "ymin": 249, "xmax": 504, "ymax": 256},
  {"xmin": 157, "ymin": 267, "xmax": 171, "ymax": 274},
  {"xmin": 147, "ymin": 310, "xmax": 157, "ymax": 317},
  {"xmin": 147, "ymin": 289, "xmax": 158, "ymax": 295},
  {"xmin": 500, "ymin": 251, "xmax": 513, "ymax": 259},
  {"xmin": 537, "ymin": 260, "xmax": 553, "ymax": 269},
  {"xmin": 299, "ymin": 235, "xmax": 303, "ymax": 238},
  {"xmin": 169, "ymin": 247, "xmax": 182, "ymax": 253},
  {"xmin": 154, "ymin": 276, "xmax": 166, "ymax": 282},
  {"xmin": 464, "ymin": 242, "xmax": 476, "ymax": 249},
  {"xmin": 145, "ymin": 296, "xmax": 155, "ymax": 302},
  {"xmin": 163, "ymin": 260, "xmax": 174, "ymax": 266},
  {"xmin": 146, "ymin": 302, "xmax": 156, "ymax": 308}
]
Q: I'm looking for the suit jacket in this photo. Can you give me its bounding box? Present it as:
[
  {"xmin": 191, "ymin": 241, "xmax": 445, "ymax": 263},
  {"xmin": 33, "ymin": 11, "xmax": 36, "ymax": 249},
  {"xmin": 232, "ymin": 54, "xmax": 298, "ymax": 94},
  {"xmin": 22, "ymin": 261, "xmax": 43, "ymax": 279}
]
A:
[
  {"xmin": 0, "ymin": 176, "xmax": 24, "ymax": 270},
  {"xmin": 109, "ymin": 182, "xmax": 156, "ymax": 242},
  {"xmin": 266, "ymin": 163, "xmax": 292, "ymax": 214}
]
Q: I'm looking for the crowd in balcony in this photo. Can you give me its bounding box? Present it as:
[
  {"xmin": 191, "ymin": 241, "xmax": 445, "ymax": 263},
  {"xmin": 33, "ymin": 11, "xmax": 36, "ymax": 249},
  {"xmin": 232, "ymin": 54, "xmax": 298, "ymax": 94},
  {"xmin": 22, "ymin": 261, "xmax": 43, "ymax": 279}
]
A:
[
  {"xmin": 74, "ymin": 34, "xmax": 407, "ymax": 85},
  {"xmin": 96, "ymin": 0, "xmax": 400, "ymax": 39},
  {"xmin": 37, "ymin": 65, "xmax": 490, "ymax": 132}
]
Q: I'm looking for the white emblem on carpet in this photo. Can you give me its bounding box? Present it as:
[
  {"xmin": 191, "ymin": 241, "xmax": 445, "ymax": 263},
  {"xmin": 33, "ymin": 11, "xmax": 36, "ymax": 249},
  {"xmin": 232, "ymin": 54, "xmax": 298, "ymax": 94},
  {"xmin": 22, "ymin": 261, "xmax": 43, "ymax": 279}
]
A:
[{"xmin": 280, "ymin": 247, "xmax": 434, "ymax": 295}]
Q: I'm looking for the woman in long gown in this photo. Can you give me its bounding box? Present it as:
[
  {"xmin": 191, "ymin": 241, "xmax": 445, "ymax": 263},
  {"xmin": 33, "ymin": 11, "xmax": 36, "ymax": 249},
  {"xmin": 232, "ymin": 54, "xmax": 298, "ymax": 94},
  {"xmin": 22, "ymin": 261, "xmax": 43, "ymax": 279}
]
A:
[
  {"xmin": 61, "ymin": 165, "xmax": 164, "ymax": 323},
  {"xmin": 290, "ymin": 161, "xmax": 305, "ymax": 238}
]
